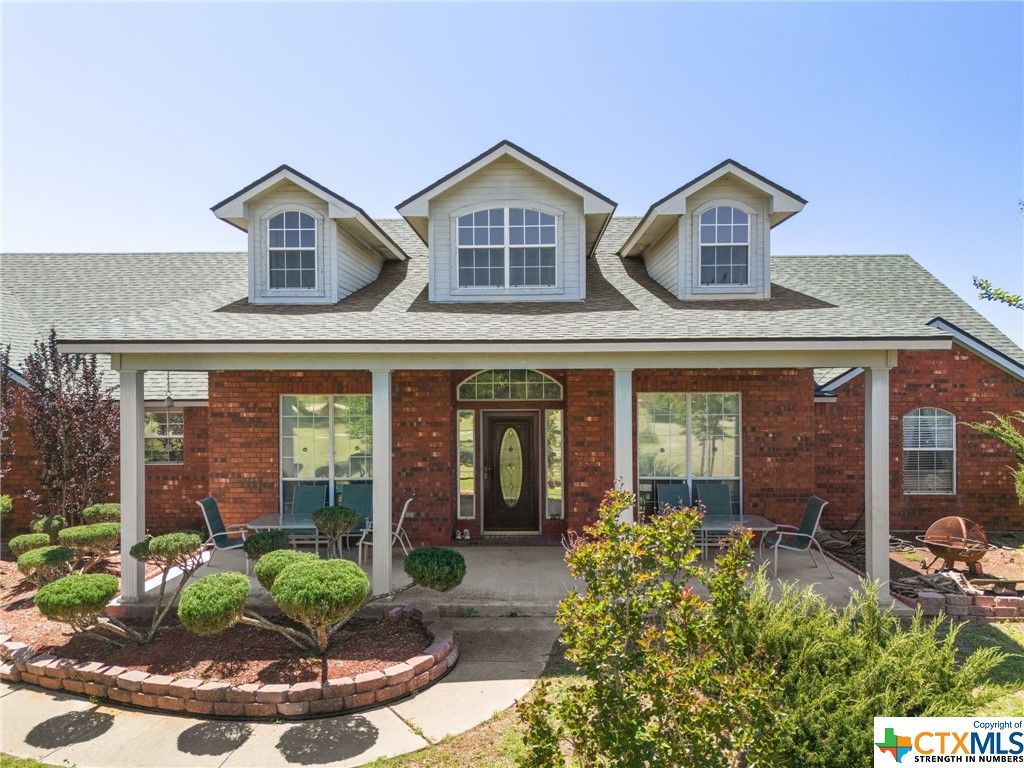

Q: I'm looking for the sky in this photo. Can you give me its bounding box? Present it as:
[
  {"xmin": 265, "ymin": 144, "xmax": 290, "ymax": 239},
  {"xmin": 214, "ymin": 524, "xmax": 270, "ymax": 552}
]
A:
[{"xmin": 2, "ymin": 2, "xmax": 1022, "ymax": 346}]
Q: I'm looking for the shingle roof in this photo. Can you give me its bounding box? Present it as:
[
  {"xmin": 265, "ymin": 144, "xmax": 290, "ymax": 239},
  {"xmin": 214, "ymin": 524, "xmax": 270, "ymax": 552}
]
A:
[{"xmin": 2, "ymin": 220, "xmax": 1021, "ymax": 386}]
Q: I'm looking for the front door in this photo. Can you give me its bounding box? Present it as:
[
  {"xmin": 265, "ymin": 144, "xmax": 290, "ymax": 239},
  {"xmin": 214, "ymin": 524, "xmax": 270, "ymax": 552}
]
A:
[{"xmin": 482, "ymin": 412, "xmax": 540, "ymax": 532}]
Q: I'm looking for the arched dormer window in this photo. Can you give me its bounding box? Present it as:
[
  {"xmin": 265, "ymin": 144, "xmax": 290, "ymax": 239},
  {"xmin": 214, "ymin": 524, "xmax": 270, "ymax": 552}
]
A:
[
  {"xmin": 903, "ymin": 407, "xmax": 956, "ymax": 494},
  {"xmin": 456, "ymin": 207, "xmax": 557, "ymax": 289},
  {"xmin": 699, "ymin": 205, "xmax": 749, "ymax": 286},
  {"xmin": 458, "ymin": 369, "xmax": 562, "ymax": 401},
  {"xmin": 268, "ymin": 211, "xmax": 317, "ymax": 289}
]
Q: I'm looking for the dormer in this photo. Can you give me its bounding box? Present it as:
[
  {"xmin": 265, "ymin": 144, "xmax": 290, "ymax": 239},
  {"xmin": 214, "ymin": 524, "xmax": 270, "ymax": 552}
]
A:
[
  {"xmin": 212, "ymin": 165, "xmax": 406, "ymax": 305},
  {"xmin": 397, "ymin": 141, "xmax": 615, "ymax": 302},
  {"xmin": 620, "ymin": 160, "xmax": 805, "ymax": 301}
]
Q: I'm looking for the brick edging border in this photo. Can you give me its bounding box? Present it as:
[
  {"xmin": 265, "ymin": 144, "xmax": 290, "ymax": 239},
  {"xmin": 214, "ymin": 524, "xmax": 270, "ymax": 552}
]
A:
[{"xmin": 0, "ymin": 603, "xmax": 459, "ymax": 719}]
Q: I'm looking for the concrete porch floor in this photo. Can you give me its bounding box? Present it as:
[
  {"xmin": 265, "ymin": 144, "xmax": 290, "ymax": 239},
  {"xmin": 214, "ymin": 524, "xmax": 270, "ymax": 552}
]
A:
[{"xmin": 128, "ymin": 543, "xmax": 912, "ymax": 617}]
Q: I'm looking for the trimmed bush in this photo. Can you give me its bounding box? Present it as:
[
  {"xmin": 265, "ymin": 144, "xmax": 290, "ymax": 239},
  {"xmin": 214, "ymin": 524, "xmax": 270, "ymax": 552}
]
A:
[
  {"xmin": 404, "ymin": 547, "xmax": 466, "ymax": 592},
  {"xmin": 34, "ymin": 573, "xmax": 119, "ymax": 631},
  {"xmin": 243, "ymin": 530, "xmax": 290, "ymax": 561},
  {"xmin": 30, "ymin": 515, "xmax": 67, "ymax": 542},
  {"xmin": 178, "ymin": 572, "xmax": 250, "ymax": 636},
  {"xmin": 271, "ymin": 559, "xmax": 369, "ymax": 651},
  {"xmin": 130, "ymin": 531, "xmax": 203, "ymax": 565},
  {"xmin": 9, "ymin": 533, "xmax": 51, "ymax": 558},
  {"xmin": 17, "ymin": 545, "xmax": 74, "ymax": 586},
  {"xmin": 59, "ymin": 522, "xmax": 121, "ymax": 560},
  {"xmin": 254, "ymin": 549, "xmax": 318, "ymax": 591},
  {"xmin": 311, "ymin": 505, "xmax": 359, "ymax": 552},
  {"xmin": 81, "ymin": 503, "xmax": 120, "ymax": 524},
  {"xmin": 0, "ymin": 494, "xmax": 12, "ymax": 527}
]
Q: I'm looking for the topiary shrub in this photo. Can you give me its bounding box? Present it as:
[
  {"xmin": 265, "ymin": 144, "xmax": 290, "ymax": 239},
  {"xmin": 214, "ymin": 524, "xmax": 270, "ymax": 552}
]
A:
[
  {"xmin": 178, "ymin": 572, "xmax": 251, "ymax": 636},
  {"xmin": 254, "ymin": 549, "xmax": 318, "ymax": 591},
  {"xmin": 271, "ymin": 559, "xmax": 370, "ymax": 653},
  {"xmin": 128, "ymin": 530, "xmax": 205, "ymax": 642},
  {"xmin": 0, "ymin": 495, "xmax": 12, "ymax": 528},
  {"xmin": 242, "ymin": 530, "xmax": 289, "ymax": 561},
  {"xmin": 404, "ymin": 547, "xmax": 466, "ymax": 592},
  {"xmin": 311, "ymin": 505, "xmax": 359, "ymax": 555},
  {"xmin": 30, "ymin": 514, "xmax": 67, "ymax": 543},
  {"xmin": 9, "ymin": 533, "xmax": 51, "ymax": 558},
  {"xmin": 59, "ymin": 522, "xmax": 120, "ymax": 572},
  {"xmin": 34, "ymin": 573, "xmax": 119, "ymax": 631},
  {"xmin": 81, "ymin": 503, "xmax": 120, "ymax": 523},
  {"xmin": 17, "ymin": 545, "xmax": 74, "ymax": 586}
]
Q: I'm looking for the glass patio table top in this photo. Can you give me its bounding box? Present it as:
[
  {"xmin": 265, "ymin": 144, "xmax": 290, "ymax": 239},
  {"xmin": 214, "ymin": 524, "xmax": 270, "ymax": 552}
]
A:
[
  {"xmin": 247, "ymin": 513, "xmax": 317, "ymax": 531},
  {"xmin": 699, "ymin": 514, "xmax": 777, "ymax": 533}
]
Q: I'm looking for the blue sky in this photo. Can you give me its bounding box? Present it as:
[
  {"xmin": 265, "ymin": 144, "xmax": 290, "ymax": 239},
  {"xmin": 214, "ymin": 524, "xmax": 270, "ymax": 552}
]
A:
[{"xmin": 2, "ymin": 2, "xmax": 1022, "ymax": 345}]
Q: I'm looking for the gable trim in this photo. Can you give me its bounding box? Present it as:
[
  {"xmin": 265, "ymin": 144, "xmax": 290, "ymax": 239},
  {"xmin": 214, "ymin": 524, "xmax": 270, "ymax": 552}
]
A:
[{"xmin": 927, "ymin": 317, "xmax": 1024, "ymax": 382}]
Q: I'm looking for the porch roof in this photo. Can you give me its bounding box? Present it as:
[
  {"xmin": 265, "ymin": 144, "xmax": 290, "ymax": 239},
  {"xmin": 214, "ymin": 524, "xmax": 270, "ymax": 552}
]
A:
[{"xmin": 3, "ymin": 218, "xmax": 1022, "ymax": 370}]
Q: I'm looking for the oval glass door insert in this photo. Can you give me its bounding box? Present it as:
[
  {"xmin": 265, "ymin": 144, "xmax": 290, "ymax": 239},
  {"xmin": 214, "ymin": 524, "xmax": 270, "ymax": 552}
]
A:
[{"xmin": 499, "ymin": 427, "xmax": 523, "ymax": 507}]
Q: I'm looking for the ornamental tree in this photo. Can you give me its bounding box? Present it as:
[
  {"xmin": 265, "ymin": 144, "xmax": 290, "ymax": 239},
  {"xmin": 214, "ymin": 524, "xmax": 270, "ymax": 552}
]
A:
[{"xmin": 17, "ymin": 329, "xmax": 118, "ymax": 526}]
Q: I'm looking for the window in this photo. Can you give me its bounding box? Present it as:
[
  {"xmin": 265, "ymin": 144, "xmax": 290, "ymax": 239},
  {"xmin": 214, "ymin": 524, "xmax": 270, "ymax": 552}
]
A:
[
  {"xmin": 280, "ymin": 395, "xmax": 372, "ymax": 512},
  {"xmin": 268, "ymin": 211, "xmax": 317, "ymax": 289},
  {"xmin": 457, "ymin": 369, "xmax": 562, "ymax": 401},
  {"xmin": 903, "ymin": 408, "xmax": 956, "ymax": 494},
  {"xmin": 457, "ymin": 410, "xmax": 476, "ymax": 520},
  {"xmin": 145, "ymin": 411, "xmax": 184, "ymax": 463},
  {"xmin": 636, "ymin": 393, "xmax": 742, "ymax": 513},
  {"xmin": 457, "ymin": 207, "xmax": 557, "ymax": 288},
  {"xmin": 545, "ymin": 409, "xmax": 564, "ymax": 519},
  {"xmin": 699, "ymin": 206, "xmax": 749, "ymax": 286}
]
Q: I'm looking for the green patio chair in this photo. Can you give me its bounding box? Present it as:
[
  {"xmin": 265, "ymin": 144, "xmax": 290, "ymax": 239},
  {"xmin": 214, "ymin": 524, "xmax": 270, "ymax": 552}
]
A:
[
  {"xmin": 693, "ymin": 481, "xmax": 734, "ymax": 556},
  {"xmin": 338, "ymin": 483, "xmax": 374, "ymax": 553},
  {"xmin": 196, "ymin": 496, "xmax": 248, "ymax": 570},
  {"xmin": 289, "ymin": 484, "xmax": 328, "ymax": 553},
  {"xmin": 654, "ymin": 481, "xmax": 690, "ymax": 513},
  {"xmin": 759, "ymin": 495, "xmax": 833, "ymax": 579}
]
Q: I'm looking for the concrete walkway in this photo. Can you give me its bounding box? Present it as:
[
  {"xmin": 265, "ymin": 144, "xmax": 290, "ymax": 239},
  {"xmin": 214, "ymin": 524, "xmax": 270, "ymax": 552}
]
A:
[{"xmin": 0, "ymin": 616, "xmax": 561, "ymax": 768}]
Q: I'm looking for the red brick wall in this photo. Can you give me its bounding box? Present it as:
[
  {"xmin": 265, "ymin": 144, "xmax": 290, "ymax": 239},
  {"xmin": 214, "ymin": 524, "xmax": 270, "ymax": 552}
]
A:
[
  {"xmin": 565, "ymin": 370, "xmax": 616, "ymax": 530},
  {"xmin": 634, "ymin": 368, "xmax": 817, "ymax": 529},
  {"xmin": 815, "ymin": 344, "xmax": 1024, "ymax": 532},
  {"xmin": 1, "ymin": 397, "xmax": 209, "ymax": 538}
]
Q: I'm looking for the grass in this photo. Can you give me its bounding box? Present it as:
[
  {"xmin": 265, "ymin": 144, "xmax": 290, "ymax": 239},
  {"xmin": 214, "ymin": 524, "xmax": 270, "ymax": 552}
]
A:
[
  {"xmin": 0, "ymin": 757, "xmax": 70, "ymax": 768},
  {"xmin": 953, "ymin": 619, "xmax": 1024, "ymax": 715}
]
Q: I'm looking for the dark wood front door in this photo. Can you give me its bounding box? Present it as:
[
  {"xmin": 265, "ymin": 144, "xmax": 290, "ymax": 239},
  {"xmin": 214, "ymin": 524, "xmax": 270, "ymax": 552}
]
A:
[{"xmin": 482, "ymin": 412, "xmax": 540, "ymax": 532}]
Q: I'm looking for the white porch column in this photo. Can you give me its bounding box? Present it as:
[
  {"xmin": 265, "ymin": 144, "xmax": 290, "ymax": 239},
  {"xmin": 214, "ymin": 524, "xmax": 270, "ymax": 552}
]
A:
[
  {"xmin": 613, "ymin": 368, "xmax": 634, "ymax": 522},
  {"xmin": 118, "ymin": 370, "xmax": 146, "ymax": 603},
  {"xmin": 864, "ymin": 365, "xmax": 891, "ymax": 601},
  {"xmin": 371, "ymin": 369, "xmax": 393, "ymax": 595}
]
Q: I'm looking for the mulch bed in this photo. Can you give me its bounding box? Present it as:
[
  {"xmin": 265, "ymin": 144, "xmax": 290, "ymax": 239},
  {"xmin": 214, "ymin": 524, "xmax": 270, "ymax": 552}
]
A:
[{"xmin": 0, "ymin": 557, "xmax": 433, "ymax": 686}]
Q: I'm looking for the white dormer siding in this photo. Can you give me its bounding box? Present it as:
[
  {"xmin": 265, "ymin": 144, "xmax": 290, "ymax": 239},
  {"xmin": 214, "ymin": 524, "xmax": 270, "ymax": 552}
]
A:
[
  {"xmin": 336, "ymin": 224, "xmax": 385, "ymax": 300},
  {"xmin": 428, "ymin": 157, "xmax": 585, "ymax": 302},
  {"xmin": 644, "ymin": 222, "xmax": 680, "ymax": 296},
  {"xmin": 679, "ymin": 178, "xmax": 770, "ymax": 300}
]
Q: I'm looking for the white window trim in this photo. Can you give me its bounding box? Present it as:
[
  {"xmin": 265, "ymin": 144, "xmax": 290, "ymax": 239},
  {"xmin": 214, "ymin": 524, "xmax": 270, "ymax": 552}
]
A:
[
  {"xmin": 279, "ymin": 393, "xmax": 372, "ymax": 513},
  {"xmin": 635, "ymin": 392, "xmax": 743, "ymax": 513},
  {"xmin": 449, "ymin": 201, "xmax": 565, "ymax": 296},
  {"xmin": 261, "ymin": 203, "xmax": 325, "ymax": 296},
  {"xmin": 691, "ymin": 199, "xmax": 759, "ymax": 295},
  {"xmin": 902, "ymin": 407, "xmax": 957, "ymax": 496},
  {"xmin": 144, "ymin": 408, "xmax": 185, "ymax": 466}
]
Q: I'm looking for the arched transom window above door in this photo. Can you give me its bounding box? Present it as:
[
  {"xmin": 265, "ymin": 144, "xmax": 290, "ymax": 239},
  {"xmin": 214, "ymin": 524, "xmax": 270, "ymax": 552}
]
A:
[{"xmin": 457, "ymin": 369, "xmax": 562, "ymax": 401}]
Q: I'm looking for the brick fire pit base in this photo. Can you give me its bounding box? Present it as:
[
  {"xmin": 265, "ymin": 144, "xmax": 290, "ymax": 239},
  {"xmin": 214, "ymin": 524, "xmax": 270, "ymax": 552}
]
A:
[
  {"xmin": 0, "ymin": 604, "xmax": 458, "ymax": 719},
  {"xmin": 916, "ymin": 591, "xmax": 1024, "ymax": 622}
]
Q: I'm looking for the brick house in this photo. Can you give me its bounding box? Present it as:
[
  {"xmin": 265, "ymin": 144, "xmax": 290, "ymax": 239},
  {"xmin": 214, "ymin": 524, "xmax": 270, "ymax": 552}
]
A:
[{"xmin": 2, "ymin": 140, "xmax": 1021, "ymax": 603}]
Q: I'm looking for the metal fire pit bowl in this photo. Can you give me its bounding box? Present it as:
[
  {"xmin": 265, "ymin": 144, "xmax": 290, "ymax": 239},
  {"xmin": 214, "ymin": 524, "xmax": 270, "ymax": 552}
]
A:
[{"xmin": 915, "ymin": 516, "xmax": 994, "ymax": 573}]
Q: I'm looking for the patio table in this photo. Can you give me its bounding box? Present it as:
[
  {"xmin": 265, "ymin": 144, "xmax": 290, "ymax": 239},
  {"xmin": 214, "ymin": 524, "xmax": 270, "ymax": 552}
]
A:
[
  {"xmin": 699, "ymin": 514, "xmax": 778, "ymax": 557},
  {"xmin": 247, "ymin": 513, "xmax": 327, "ymax": 554}
]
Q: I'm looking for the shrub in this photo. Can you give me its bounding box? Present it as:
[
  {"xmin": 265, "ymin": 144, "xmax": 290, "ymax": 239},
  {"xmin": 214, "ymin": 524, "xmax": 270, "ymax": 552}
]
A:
[
  {"xmin": 59, "ymin": 522, "xmax": 120, "ymax": 570},
  {"xmin": 178, "ymin": 572, "xmax": 250, "ymax": 636},
  {"xmin": 271, "ymin": 559, "xmax": 369, "ymax": 652},
  {"xmin": 30, "ymin": 514, "xmax": 67, "ymax": 542},
  {"xmin": 9, "ymin": 533, "xmax": 51, "ymax": 558},
  {"xmin": 737, "ymin": 576, "xmax": 1002, "ymax": 768},
  {"xmin": 242, "ymin": 530, "xmax": 289, "ymax": 560},
  {"xmin": 130, "ymin": 531, "xmax": 203, "ymax": 566},
  {"xmin": 404, "ymin": 547, "xmax": 466, "ymax": 592},
  {"xmin": 254, "ymin": 549, "xmax": 318, "ymax": 591},
  {"xmin": 17, "ymin": 545, "xmax": 74, "ymax": 586},
  {"xmin": 81, "ymin": 502, "xmax": 120, "ymax": 523},
  {"xmin": 34, "ymin": 573, "xmax": 119, "ymax": 631},
  {"xmin": 0, "ymin": 494, "xmax": 12, "ymax": 527},
  {"xmin": 311, "ymin": 505, "xmax": 358, "ymax": 553}
]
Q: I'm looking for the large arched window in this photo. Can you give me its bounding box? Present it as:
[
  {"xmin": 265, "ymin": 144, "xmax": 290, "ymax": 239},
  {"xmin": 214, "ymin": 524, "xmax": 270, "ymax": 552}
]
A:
[
  {"xmin": 903, "ymin": 407, "xmax": 956, "ymax": 494},
  {"xmin": 699, "ymin": 205, "xmax": 749, "ymax": 286},
  {"xmin": 456, "ymin": 207, "xmax": 557, "ymax": 289},
  {"xmin": 268, "ymin": 211, "xmax": 317, "ymax": 289},
  {"xmin": 457, "ymin": 369, "xmax": 562, "ymax": 401}
]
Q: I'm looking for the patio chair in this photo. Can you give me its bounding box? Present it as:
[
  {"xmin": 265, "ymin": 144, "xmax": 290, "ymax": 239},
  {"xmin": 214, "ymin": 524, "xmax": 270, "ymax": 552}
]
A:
[
  {"xmin": 338, "ymin": 483, "xmax": 374, "ymax": 554},
  {"xmin": 196, "ymin": 496, "xmax": 248, "ymax": 570},
  {"xmin": 289, "ymin": 484, "xmax": 328, "ymax": 554},
  {"xmin": 654, "ymin": 481, "xmax": 690, "ymax": 514},
  {"xmin": 759, "ymin": 495, "xmax": 833, "ymax": 579},
  {"xmin": 693, "ymin": 481, "xmax": 734, "ymax": 555},
  {"xmin": 359, "ymin": 497, "xmax": 414, "ymax": 565}
]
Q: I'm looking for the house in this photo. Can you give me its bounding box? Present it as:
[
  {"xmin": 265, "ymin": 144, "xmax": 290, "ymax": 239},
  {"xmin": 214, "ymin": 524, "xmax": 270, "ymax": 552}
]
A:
[{"xmin": 2, "ymin": 140, "xmax": 1022, "ymax": 604}]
